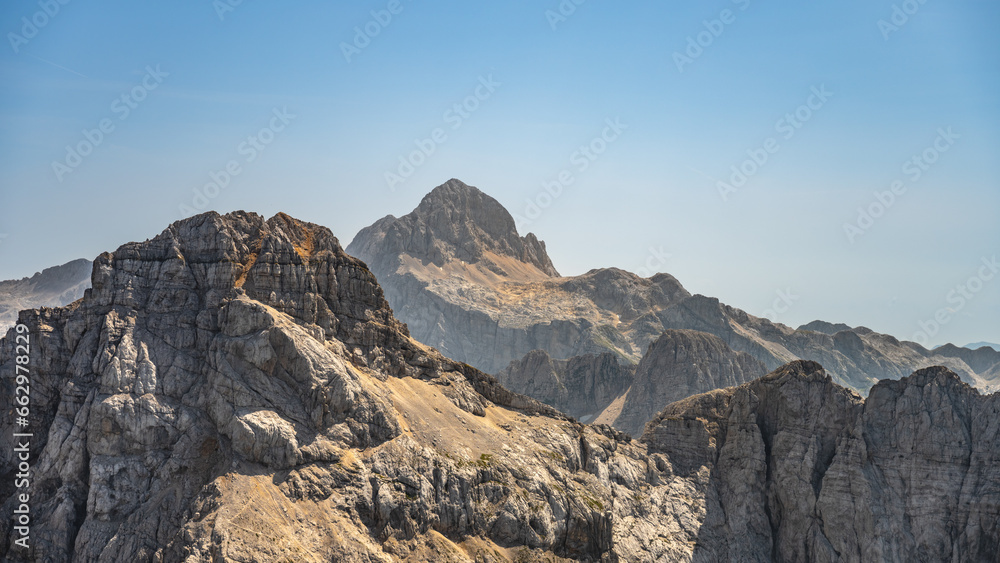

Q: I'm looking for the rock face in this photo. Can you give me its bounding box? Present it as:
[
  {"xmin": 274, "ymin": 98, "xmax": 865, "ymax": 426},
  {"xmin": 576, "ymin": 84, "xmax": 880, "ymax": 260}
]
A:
[
  {"xmin": 0, "ymin": 258, "xmax": 91, "ymax": 331},
  {"xmin": 611, "ymin": 330, "xmax": 767, "ymax": 437},
  {"xmin": 348, "ymin": 180, "xmax": 1000, "ymax": 396},
  {"xmin": 984, "ymin": 361, "xmax": 1000, "ymax": 383},
  {"xmin": 643, "ymin": 360, "xmax": 1000, "ymax": 562},
  {"xmin": 2, "ymin": 210, "xmax": 998, "ymax": 562},
  {"xmin": 496, "ymin": 350, "xmax": 635, "ymax": 422}
]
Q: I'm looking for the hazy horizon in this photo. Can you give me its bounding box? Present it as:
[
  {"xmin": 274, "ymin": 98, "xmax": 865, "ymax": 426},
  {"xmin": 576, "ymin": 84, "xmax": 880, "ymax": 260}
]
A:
[{"xmin": 1, "ymin": 1, "xmax": 997, "ymax": 349}]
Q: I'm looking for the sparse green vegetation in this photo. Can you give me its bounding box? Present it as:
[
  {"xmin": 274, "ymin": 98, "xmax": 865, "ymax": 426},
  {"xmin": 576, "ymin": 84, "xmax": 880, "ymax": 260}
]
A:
[
  {"xmin": 581, "ymin": 494, "xmax": 604, "ymax": 511},
  {"xmin": 540, "ymin": 449, "xmax": 564, "ymax": 462}
]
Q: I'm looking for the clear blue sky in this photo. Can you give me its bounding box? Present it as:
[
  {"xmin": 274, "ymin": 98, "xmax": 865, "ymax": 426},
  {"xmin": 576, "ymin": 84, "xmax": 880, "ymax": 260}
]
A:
[{"xmin": 1, "ymin": 0, "xmax": 998, "ymax": 348}]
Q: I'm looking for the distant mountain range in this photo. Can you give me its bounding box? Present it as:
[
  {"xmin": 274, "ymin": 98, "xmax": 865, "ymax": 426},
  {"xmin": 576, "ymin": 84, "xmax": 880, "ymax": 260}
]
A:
[
  {"xmin": 966, "ymin": 341, "xmax": 1000, "ymax": 352},
  {"xmin": 348, "ymin": 179, "xmax": 1000, "ymax": 433},
  {"xmin": 0, "ymin": 258, "xmax": 91, "ymax": 331}
]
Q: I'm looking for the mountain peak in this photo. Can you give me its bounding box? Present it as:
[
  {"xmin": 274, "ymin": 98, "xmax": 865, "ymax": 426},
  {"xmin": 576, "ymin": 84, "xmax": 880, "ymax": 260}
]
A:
[
  {"xmin": 348, "ymin": 179, "xmax": 559, "ymax": 278},
  {"xmin": 91, "ymin": 210, "xmax": 408, "ymax": 355},
  {"xmin": 412, "ymin": 179, "xmax": 521, "ymax": 246},
  {"xmin": 416, "ymin": 177, "xmax": 483, "ymax": 206}
]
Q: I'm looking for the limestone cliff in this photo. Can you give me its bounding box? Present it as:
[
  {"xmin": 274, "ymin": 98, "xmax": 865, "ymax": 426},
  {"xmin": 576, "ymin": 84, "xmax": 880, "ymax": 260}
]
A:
[
  {"xmin": 347, "ymin": 179, "xmax": 692, "ymax": 374},
  {"xmin": 643, "ymin": 360, "xmax": 1000, "ymax": 562}
]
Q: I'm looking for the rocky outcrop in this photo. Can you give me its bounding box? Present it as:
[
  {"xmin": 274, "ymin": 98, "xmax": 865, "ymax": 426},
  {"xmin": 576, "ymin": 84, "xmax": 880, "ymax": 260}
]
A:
[
  {"xmin": 643, "ymin": 361, "xmax": 1000, "ymax": 562},
  {"xmin": 0, "ymin": 258, "xmax": 91, "ymax": 331},
  {"xmin": 612, "ymin": 330, "xmax": 767, "ymax": 437},
  {"xmin": 496, "ymin": 350, "xmax": 634, "ymax": 422},
  {"xmin": 0, "ymin": 211, "xmax": 412, "ymax": 561},
  {"xmin": 817, "ymin": 366, "xmax": 1000, "ymax": 561},
  {"xmin": 495, "ymin": 330, "xmax": 766, "ymax": 438}
]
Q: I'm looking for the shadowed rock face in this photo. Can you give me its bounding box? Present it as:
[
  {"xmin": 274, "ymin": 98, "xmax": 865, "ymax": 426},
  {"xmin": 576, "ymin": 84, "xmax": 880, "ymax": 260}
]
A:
[
  {"xmin": 612, "ymin": 330, "xmax": 767, "ymax": 437},
  {"xmin": 0, "ymin": 258, "xmax": 92, "ymax": 331},
  {"xmin": 497, "ymin": 330, "xmax": 767, "ymax": 438},
  {"xmin": 643, "ymin": 361, "xmax": 1000, "ymax": 562},
  {"xmin": 496, "ymin": 349, "xmax": 635, "ymax": 421},
  {"xmin": 2, "ymin": 210, "xmax": 998, "ymax": 562},
  {"xmin": 931, "ymin": 343, "xmax": 1000, "ymax": 374}
]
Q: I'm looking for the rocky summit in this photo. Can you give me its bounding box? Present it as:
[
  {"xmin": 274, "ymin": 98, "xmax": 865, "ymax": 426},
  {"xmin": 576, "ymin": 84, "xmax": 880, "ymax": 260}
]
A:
[
  {"xmin": 349, "ymin": 178, "xmax": 559, "ymax": 280},
  {"xmin": 1, "ymin": 210, "xmax": 998, "ymax": 562}
]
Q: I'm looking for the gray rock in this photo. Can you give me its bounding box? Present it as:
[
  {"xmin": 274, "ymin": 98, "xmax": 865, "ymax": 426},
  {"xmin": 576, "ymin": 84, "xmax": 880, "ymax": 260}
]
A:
[
  {"xmin": 349, "ymin": 178, "xmax": 558, "ymax": 277},
  {"xmin": 644, "ymin": 360, "xmax": 1000, "ymax": 562},
  {"xmin": 496, "ymin": 349, "xmax": 634, "ymax": 421},
  {"xmin": 2, "ymin": 210, "xmax": 997, "ymax": 562},
  {"xmin": 612, "ymin": 329, "xmax": 767, "ymax": 437}
]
